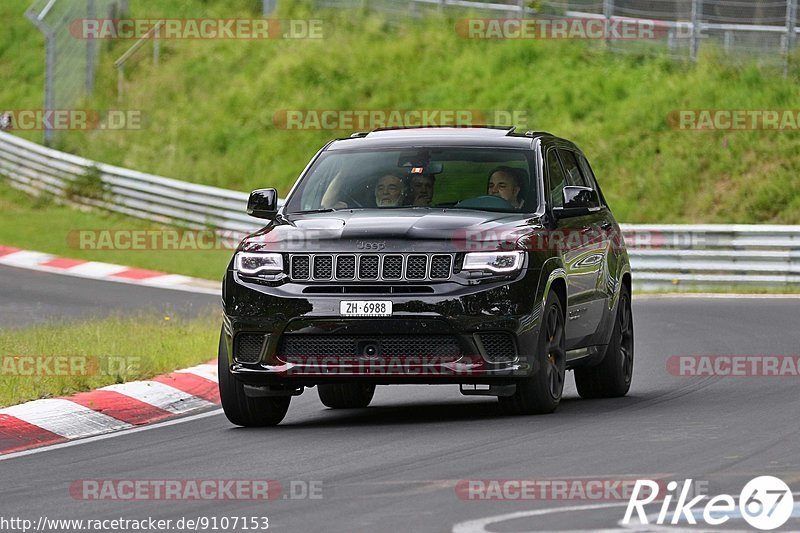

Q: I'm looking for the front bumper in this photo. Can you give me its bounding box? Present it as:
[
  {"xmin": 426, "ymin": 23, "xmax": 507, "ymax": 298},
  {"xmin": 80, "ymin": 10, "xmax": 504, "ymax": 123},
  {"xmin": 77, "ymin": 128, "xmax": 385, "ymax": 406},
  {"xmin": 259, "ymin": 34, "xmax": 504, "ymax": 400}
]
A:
[{"xmin": 222, "ymin": 268, "xmax": 544, "ymax": 385}]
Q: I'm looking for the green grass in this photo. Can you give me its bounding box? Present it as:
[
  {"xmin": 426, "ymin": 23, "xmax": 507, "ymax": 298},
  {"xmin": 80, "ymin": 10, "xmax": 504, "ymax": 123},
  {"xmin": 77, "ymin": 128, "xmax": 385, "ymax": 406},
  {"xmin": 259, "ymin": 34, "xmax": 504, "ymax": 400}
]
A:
[
  {"xmin": 2, "ymin": 0, "xmax": 800, "ymax": 225},
  {"xmin": 0, "ymin": 180, "xmax": 231, "ymax": 280},
  {"xmin": 0, "ymin": 312, "xmax": 220, "ymax": 407}
]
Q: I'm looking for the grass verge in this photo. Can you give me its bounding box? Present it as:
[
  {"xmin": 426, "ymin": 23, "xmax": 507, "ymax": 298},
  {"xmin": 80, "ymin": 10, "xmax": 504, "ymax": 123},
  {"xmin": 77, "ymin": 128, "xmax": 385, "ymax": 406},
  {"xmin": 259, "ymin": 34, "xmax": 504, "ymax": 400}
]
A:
[{"xmin": 0, "ymin": 311, "xmax": 220, "ymax": 408}]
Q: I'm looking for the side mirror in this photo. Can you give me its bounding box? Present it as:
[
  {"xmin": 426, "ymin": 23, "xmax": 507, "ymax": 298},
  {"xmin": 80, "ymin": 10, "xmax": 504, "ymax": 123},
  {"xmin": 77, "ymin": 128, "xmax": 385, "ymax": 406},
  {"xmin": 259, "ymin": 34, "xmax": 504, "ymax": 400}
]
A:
[
  {"xmin": 563, "ymin": 186, "xmax": 596, "ymax": 209},
  {"xmin": 247, "ymin": 188, "xmax": 278, "ymax": 220},
  {"xmin": 553, "ymin": 186, "xmax": 598, "ymax": 219}
]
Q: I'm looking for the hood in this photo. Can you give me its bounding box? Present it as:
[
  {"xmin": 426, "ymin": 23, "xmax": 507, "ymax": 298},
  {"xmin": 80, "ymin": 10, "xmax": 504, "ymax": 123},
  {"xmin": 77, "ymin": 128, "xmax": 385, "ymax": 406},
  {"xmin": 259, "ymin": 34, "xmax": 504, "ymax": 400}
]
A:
[{"xmin": 239, "ymin": 208, "xmax": 545, "ymax": 253}]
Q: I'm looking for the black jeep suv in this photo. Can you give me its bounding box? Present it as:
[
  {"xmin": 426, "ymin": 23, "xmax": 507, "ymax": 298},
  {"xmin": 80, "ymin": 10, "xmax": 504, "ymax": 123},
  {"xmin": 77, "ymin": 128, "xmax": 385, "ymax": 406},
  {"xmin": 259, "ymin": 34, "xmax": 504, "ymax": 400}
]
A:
[{"xmin": 219, "ymin": 127, "xmax": 633, "ymax": 426}]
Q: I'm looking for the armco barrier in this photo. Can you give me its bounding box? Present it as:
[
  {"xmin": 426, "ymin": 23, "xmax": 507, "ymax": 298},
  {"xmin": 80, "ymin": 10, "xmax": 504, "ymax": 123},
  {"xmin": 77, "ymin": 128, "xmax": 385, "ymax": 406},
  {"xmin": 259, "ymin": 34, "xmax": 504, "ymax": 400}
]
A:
[{"xmin": 1, "ymin": 131, "xmax": 798, "ymax": 292}]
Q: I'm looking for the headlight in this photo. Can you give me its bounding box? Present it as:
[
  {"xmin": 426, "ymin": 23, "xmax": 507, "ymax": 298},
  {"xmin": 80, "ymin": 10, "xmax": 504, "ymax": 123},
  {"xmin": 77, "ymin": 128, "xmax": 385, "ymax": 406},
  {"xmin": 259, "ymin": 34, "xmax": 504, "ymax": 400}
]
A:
[
  {"xmin": 462, "ymin": 251, "xmax": 524, "ymax": 273},
  {"xmin": 235, "ymin": 252, "xmax": 283, "ymax": 275}
]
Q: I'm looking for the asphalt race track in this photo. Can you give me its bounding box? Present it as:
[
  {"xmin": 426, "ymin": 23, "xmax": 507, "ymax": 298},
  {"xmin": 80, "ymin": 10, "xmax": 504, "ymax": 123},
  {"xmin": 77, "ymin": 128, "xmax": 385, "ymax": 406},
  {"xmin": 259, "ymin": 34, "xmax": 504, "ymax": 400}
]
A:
[
  {"xmin": 1, "ymin": 267, "xmax": 799, "ymax": 532},
  {"xmin": 0, "ymin": 265, "xmax": 218, "ymax": 328}
]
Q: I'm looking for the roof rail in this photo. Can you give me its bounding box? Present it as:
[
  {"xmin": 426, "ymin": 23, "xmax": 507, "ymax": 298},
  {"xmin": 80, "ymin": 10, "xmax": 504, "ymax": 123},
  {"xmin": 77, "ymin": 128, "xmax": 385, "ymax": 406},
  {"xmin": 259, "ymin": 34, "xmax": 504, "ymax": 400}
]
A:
[
  {"xmin": 350, "ymin": 131, "xmax": 369, "ymax": 138},
  {"xmin": 524, "ymin": 130, "xmax": 555, "ymax": 137}
]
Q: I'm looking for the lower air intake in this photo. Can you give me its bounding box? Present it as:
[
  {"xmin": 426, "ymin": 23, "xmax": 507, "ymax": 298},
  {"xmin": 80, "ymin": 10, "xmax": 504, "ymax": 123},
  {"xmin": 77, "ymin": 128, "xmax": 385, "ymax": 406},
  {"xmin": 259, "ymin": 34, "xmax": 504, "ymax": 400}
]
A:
[
  {"xmin": 234, "ymin": 333, "xmax": 265, "ymax": 363},
  {"xmin": 476, "ymin": 332, "xmax": 517, "ymax": 363}
]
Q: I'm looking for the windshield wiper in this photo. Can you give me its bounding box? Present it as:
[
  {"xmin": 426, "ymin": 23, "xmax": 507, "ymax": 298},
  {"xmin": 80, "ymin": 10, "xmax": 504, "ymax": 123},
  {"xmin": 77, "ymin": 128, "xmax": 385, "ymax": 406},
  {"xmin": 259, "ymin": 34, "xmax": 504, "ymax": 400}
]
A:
[{"xmin": 291, "ymin": 208, "xmax": 338, "ymax": 214}]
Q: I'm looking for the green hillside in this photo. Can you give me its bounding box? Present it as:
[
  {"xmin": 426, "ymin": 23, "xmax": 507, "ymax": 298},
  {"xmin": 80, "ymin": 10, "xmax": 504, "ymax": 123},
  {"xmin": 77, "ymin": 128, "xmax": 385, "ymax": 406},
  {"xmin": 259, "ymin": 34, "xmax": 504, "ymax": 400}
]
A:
[{"xmin": 2, "ymin": 0, "xmax": 799, "ymax": 223}]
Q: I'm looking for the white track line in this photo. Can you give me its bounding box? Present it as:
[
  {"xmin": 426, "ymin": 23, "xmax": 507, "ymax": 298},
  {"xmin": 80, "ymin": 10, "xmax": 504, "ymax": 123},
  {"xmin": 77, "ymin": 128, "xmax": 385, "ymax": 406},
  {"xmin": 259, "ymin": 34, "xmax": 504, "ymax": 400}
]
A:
[{"xmin": 452, "ymin": 503, "xmax": 629, "ymax": 533}]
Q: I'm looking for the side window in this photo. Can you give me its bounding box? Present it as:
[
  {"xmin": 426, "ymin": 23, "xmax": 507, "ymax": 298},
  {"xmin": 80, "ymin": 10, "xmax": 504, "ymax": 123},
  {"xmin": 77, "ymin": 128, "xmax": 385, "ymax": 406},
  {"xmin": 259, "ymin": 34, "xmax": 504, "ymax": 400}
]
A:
[
  {"xmin": 546, "ymin": 150, "xmax": 566, "ymax": 208},
  {"xmin": 559, "ymin": 149, "xmax": 599, "ymax": 208},
  {"xmin": 577, "ymin": 153, "xmax": 607, "ymax": 207},
  {"xmin": 558, "ymin": 149, "xmax": 587, "ymax": 187}
]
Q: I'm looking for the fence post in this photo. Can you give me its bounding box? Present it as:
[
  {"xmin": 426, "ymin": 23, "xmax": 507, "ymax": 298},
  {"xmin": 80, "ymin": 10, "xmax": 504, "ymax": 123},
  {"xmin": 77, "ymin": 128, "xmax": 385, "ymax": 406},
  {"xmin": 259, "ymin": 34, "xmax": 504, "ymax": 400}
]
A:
[
  {"xmin": 518, "ymin": 0, "xmax": 526, "ymax": 17},
  {"xmin": 603, "ymin": 0, "xmax": 614, "ymax": 46},
  {"xmin": 44, "ymin": 30, "xmax": 55, "ymax": 145},
  {"xmin": 785, "ymin": 0, "xmax": 798, "ymax": 76},
  {"xmin": 153, "ymin": 24, "xmax": 161, "ymax": 66},
  {"xmin": 86, "ymin": 0, "xmax": 96, "ymax": 96},
  {"xmin": 724, "ymin": 30, "xmax": 733, "ymax": 53},
  {"xmin": 263, "ymin": 0, "xmax": 277, "ymax": 16},
  {"xmin": 690, "ymin": 0, "xmax": 702, "ymax": 62}
]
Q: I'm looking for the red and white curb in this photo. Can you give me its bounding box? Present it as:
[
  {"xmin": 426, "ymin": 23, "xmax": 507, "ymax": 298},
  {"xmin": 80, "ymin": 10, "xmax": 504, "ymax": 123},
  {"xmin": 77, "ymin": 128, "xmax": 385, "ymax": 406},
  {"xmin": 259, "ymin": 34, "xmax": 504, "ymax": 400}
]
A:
[
  {"xmin": 0, "ymin": 362, "xmax": 219, "ymax": 455},
  {"xmin": 0, "ymin": 245, "xmax": 220, "ymax": 295}
]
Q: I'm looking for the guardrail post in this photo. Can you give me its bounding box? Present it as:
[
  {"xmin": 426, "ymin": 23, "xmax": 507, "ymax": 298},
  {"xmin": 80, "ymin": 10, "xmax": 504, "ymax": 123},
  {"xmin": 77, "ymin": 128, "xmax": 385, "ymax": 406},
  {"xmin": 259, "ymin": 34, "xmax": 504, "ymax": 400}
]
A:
[
  {"xmin": 785, "ymin": 0, "xmax": 798, "ymax": 76},
  {"xmin": 690, "ymin": 0, "xmax": 702, "ymax": 62}
]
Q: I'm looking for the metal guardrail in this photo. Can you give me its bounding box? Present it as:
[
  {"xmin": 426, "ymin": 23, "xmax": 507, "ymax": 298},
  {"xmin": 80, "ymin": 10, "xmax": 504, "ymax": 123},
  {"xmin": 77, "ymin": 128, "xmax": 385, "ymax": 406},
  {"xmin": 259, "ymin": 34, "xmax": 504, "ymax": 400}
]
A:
[
  {"xmin": 0, "ymin": 131, "xmax": 261, "ymax": 236},
  {"xmin": 0, "ymin": 131, "xmax": 798, "ymax": 292}
]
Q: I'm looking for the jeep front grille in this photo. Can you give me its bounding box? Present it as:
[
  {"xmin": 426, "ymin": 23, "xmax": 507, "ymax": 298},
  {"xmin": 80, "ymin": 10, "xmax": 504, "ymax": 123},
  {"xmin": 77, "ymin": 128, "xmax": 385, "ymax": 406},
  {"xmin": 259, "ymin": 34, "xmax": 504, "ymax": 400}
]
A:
[
  {"xmin": 291, "ymin": 255, "xmax": 310, "ymax": 280},
  {"xmin": 288, "ymin": 253, "xmax": 454, "ymax": 282}
]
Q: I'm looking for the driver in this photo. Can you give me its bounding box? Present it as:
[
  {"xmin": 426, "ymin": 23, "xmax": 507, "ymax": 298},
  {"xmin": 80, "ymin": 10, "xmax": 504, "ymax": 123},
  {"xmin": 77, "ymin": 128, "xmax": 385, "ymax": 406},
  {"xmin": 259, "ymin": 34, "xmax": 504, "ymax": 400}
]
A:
[
  {"xmin": 375, "ymin": 174, "xmax": 406, "ymax": 207},
  {"xmin": 487, "ymin": 166, "xmax": 526, "ymax": 209}
]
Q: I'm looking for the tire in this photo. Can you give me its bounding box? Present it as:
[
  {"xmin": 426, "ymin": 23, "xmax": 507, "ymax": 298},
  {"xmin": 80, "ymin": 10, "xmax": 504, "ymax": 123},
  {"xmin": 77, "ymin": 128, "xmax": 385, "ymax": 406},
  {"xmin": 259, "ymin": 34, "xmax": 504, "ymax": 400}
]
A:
[
  {"xmin": 575, "ymin": 284, "xmax": 634, "ymax": 399},
  {"xmin": 499, "ymin": 292, "xmax": 566, "ymax": 415},
  {"xmin": 318, "ymin": 383, "xmax": 375, "ymax": 409},
  {"xmin": 218, "ymin": 328, "xmax": 290, "ymax": 427}
]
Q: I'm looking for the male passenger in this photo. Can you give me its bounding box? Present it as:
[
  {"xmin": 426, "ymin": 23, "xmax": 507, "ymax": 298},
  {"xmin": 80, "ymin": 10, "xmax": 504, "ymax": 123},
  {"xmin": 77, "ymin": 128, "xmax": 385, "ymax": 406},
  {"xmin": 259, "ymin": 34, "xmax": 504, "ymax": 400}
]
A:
[
  {"xmin": 487, "ymin": 166, "xmax": 526, "ymax": 209},
  {"xmin": 375, "ymin": 174, "xmax": 406, "ymax": 207},
  {"xmin": 409, "ymin": 174, "xmax": 435, "ymax": 206}
]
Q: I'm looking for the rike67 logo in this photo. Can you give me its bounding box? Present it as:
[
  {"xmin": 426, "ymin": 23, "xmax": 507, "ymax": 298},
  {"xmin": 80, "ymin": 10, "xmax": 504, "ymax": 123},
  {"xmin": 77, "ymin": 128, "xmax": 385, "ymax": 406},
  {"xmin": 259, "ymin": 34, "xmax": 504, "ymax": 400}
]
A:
[{"xmin": 623, "ymin": 476, "xmax": 795, "ymax": 530}]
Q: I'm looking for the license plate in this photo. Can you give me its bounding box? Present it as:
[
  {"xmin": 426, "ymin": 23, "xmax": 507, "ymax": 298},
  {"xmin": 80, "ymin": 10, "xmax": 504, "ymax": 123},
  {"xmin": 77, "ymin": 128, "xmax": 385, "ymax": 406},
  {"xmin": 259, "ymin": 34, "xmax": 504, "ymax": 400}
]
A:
[{"xmin": 339, "ymin": 300, "xmax": 392, "ymax": 317}]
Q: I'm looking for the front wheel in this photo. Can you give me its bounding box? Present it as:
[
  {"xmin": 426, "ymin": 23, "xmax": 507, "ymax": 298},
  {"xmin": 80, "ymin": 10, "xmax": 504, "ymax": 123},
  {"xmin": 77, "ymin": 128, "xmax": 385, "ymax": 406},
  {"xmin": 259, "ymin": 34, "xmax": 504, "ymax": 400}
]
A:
[
  {"xmin": 499, "ymin": 292, "xmax": 566, "ymax": 415},
  {"xmin": 318, "ymin": 383, "xmax": 375, "ymax": 409},
  {"xmin": 218, "ymin": 329, "xmax": 290, "ymax": 426},
  {"xmin": 574, "ymin": 285, "xmax": 634, "ymax": 398}
]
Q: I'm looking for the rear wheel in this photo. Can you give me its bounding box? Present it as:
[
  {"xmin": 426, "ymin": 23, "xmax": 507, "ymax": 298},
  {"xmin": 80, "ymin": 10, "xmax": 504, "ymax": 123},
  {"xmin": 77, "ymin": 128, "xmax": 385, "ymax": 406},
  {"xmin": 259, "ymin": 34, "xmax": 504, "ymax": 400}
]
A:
[
  {"xmin": 218, "ymin": 329, "xmax": 290, "ymax": 426},
  {"xmin": 499, "ymin": 292, "xmax": 566, "ymax": 415},
  {"xmin": 318, "ymin": 383, "xmax": 375, "ymax": 409},
  {"xmin": 574, "ymin": 285, "xmax": 634, "ymax": 398}
]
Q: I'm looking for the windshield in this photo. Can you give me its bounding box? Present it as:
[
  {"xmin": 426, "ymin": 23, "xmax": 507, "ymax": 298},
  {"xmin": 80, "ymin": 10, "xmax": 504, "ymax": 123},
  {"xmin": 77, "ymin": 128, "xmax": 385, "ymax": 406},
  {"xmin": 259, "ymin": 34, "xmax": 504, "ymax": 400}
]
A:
[{"xmin": 284, "ymin": 147, "xmax": 538, "ymax": 214}]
